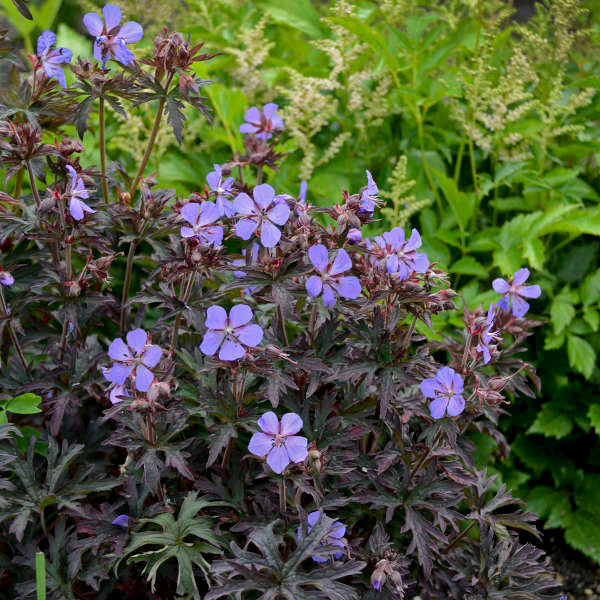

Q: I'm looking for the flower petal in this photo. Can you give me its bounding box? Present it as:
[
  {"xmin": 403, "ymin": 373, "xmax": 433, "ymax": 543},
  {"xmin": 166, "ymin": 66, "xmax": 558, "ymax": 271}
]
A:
[
  {"xmin": 236, "ymin": 217, "xmax": 258, "ymax": 240},
  {"xmin": 109, "ymin": 337, "xmax": 132, "ymax": 361},
  {"xmin": 126, "ymin": 329, "xmax": 147, "ymax": 354},
  {"xmin": 181, "ymin": 202, "xmax": 201, "ymax": 225},
  {"xmin": 112, "ymin": 40, "xmax": 135, "ymax": 65},
  {"xmin": 333, "ymin": 275, "xmax": 361, "ymax": 299},
  {"xmin": 135, "ymin": 364, "xmax": 154, "ymax": 392},
  {"xmin": 306, "ymin": 275, "xmax": 323, "ymax": 297},
  {"xmin": 37, "ymin": 30, "xmax": 56, "ymax": 56},
  {"xmin": 308, "ymin": 244, "xmax": 329, "ymax": 273},
  {"xmin": 200, "ymin": 330, "xmax": 224, "ymax": 356},
  {"xmin": 83, "ymin": 12, "xmax": 103, "ymax": 36},
  {"xmin": 236, "ymin": 324, "xmax": 263, "ymax": 347},
  {"xmin": 329, "ymin": 248, "xmax": 352, "ymax": 276},
  {"xmin": 205, "ymin": 305, "xmax": 227, "ymax": 330},
  {"xmin": 511, "ymin": 295, "xmax": 530, "ymax": 318},
  {"xmin": 513, "ymin": 268, "xmax": 530, "ymax": 286},
  {"xmin": 198, "ymin": 201, "xmax": 221, "ymax": 226},
  {"xmin": 112, "ymin": 514, "xmax": 129, "ymax": 527},
  {"xmin": 239, "ymin": 123, "xmax": 259, "ymax": 134},
  {"xmin": 429, "ymin": 397, "xmax": 448, "ymax": 419},
  {"xmin": 263, "ymin": 102, "xmax": 278, "ymax": 118},
  {"xmin": 180, "ymin": 226, "xmax": 196, "ymax": 238},
  {"xmin": 253, "ymin": 183, "xmax": 275, "ymax": 210},
  {"xmin": 258, "ymin": 411, "xmax": 279, "ymax": 435},
  {"xmin": 447, "ymin": 394, "xmax": 465, "ymax": 417},
  {"xmin": 280, "ymin": 412, "xmax": 303, "ymax": 435},
  {"xmin": 436, "ymin": 366, "xmax": 456, "ymax": 390},
  {"xmin": 229, "ymin": 304, "xmax": 253, "ymax": 327},
  {"xmin": 117, "ymin": 21, "xmax": 143, "ymax": 43},
  {"xmin": 519, "ymin": 284, "xmax": 541, "ymax": 299},
  {"xmin": 284, "ymin": 435, "xmax": 308, "ymax": 463},
  {"xmin": 103, "ymin": 3, "xmax": 122, "ymax": 31},
  {"xmin": 260, "ymin": 220, "xmax": 281, "ymax": 248},
  {"xmin": 233, "ymin": 192, "xmax": 256, "ymax": 215},
  {"xmin": 497, "ymin": 295, "xmax": 510, "ymax": 312},
  {"xmin": 420, "ymin": 377, "xmax": 438, "ymax": 398},
  {"xmin": 106, "ymin": 363, "xmax": 133, "ymax": 385},
  {"xmin": 266, "ymin": 201, "xmax": 290, "ymax": 226},
  {"xmin": 248, "ymin": 432, "xmax": 273, "ymax": 457},
  {"xmin": 492, "ymin": 278, "xmax": 510, "ymax": 294},
  {"xmin": 218, "ymin": 338, "xmax": 245, "ymax": 361},
  {"xmin": 322, "ymin": 284, "xmax": 336, "ymax": 307},
  {"xmin": 69, "ymin": 198, "xmax": 84, "ymax": 221},
  {"xmin": 266, "ymin": 445, "xmax": 289, "ymax": 474},
  {"xmin": 109, "ymin": 384, "xmax": 128, "ymax": 405},
  {"xmin": 142, "ymin": 345, "xmax": 162, "ymax": 368},
  {"xmin": 365, "ymin": 169, "xmax": 378, "ymax": 195}
]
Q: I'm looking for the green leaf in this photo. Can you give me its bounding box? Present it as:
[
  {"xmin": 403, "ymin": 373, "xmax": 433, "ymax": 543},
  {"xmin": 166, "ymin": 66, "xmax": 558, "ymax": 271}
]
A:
[
  {"xmin": 258, "ymin": 0, "xmax": 324, "ymax": 38},
  {"xmin": 567, "ymin": 334, "xmax": 596, "ymax": 379},
  {"xmin": 583, "ymin": 307, "xmax": 599, "ymax": 331},
  {"xmin": 565, "ymin": 510, "xmax": 600, "ymax": 563},
  {"xmin": 528, "ymin": 403, "xmax": 573, "ymax": 440},
  {"xmin": 527, "ymin": 486, "xmax": 572, "ymax": 529},
  {"xmin": 550, "ymin": 298, "xmax": 576, "ymax": 334},
  {"xmin": 6, "ymin": 393, "xmax": 42, "ymax": 415},
  {"xmin": 36, "ymin": 552, "xmax": 46, "ymax": 600},
  {"xmin": 588, "ymin": 404, "xmax": 600, "ymax": 436},
  {"xmin": 431, "ymin": 167, "xmax": 475, "ymax": 231},
  {"xmin": 451, "ymin": 256, "xmax": 488, "ymax": 278},
  {"xmin": 581, "ymin": 269, "xmax": 600, "ymax": 306}
]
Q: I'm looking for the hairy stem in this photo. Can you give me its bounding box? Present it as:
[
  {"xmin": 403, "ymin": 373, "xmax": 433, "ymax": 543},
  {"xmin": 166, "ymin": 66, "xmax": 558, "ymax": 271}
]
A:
[
  {"xmin": 279, "ymin": 478, "xmax": 287, "ymax": 513},
  {"xmin": 0, "ymin": 286, "xmax": 28, "ymax": 375},
  {"xmin": 400, "ymin": 315, "xmax": 418, "ymax": 351},
  {"xmin": 25, "ymin": 160, "xmax": 41, "ymax": 209},
  {"xmin": 99, "ymin": 97, "xmax": 109, "ymax": 202},
  {"xmin": 256, "ymin": 164, "xmax": 263, "ymax": 186},
  {"xmin": 309, "ymin": 302, "xmax": 318, "ymax": 346},
  {"xmin": 129, "ymin": 73, "xmax": 174, "ymax": 198},
  {"xmin": 119, "ymin": 240, "xmax": 138, "ymax": 335},
  {"xmin": 13, "ymin": 167, "xmax": 23, "ymax": 199},
  {"xmin": 277, "ymin": 303, "xmax": 289, "ymax": 346}
]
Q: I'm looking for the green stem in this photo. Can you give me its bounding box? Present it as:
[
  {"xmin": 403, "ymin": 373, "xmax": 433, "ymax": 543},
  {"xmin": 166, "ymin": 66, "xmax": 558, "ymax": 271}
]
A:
[
  {"xmin": 416, "ymin": 109, "xmax": 441, "ymax": 212},
  {"xmin": 256, "ymin": 165, "xmax": 263, "ymax": 186},
  {"xmin": 25, "ymin": 160, "xmax": 41, "ymax": 209},
  {"xmin": 467, "ymin": 136, "xmax": 480, "ymax": 236},
  {"xmin": 0, "ymin": 286, "xmax": 28, "ymax": 375},
  {"xmin": 129, "ymin": 73, "xmax": 174, "ymax": 198},
  {"xmin": 119, "ymin": 240, "xmax": 138, "ymax": 335},
  {"xmin": 454, "ymin": 135, "xmax": 466, "ymax": 183},
  {"xmin": 99, "ymin": 97, "xmax": 109, "ymax": 202},
  {"xmin": 13, "ymin": 168, "xmax": 23, "ymax": 199}
]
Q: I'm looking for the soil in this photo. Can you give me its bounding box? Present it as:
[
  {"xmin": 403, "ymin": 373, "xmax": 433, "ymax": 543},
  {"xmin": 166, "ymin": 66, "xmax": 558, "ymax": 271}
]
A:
[{"xmin": 546, "ymin": 533, "xmax": 600, "ymax": 600}]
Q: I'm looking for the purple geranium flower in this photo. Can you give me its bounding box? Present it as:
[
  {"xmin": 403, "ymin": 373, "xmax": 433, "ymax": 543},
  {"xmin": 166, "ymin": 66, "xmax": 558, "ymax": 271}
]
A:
[
  {"xmin": 239, "ymin": 103, "xmax": 284, "ymax": 141},
  {"xmin": 36, "ymin": 31, "xmax": 72, "ymax": 89},
  {"xmin": 421, "ymin": 366, "xmax": 465, "ymax": 419},
  {"xmin": 233, "ymin": 184, "xmax": 290, "ymax": 248},
  {"xmin": 65, "ymin": 165, "xmax": 96, "ymax": 221},
  {"xmin": 0, "ymin": 270, "xmax": 14, "ymax": 287},
  {"xmin": 200, "ymin": 304, "xmax": 263, "ymax": 361},
  {"xmin": 492, "ymin": 268, "xmax": 541, "ymax": 318},
  {"xmin": 111, "ymin": 514, "xmax": 130, "ymax": 527},
  {"xmin": 105, "ymin": 329, "xmax": 162, "ymax": 392},
  {"xmin": 248, "ymin": 411, "xmax": 308, "ymax": 473},
  {"xmin": 180, "ymin": 201, "xmax": 223, "ymax": 245},
  {"xmin": 476, "ymin": 304, "xmax": 501, "ymax": 364},
  {"xmin": 306, "ymin": 244, "xmax": 361, "ymax": 307},
  {"xmin": 360, "ymin": 170, "xmax": 378, "ymax": 214},
  {"xmin": 368, "ymin": 227, "xmax": 429, "ymax": 280},
  {"xmin": 296, "ymin": 180, "xmax": 309, "ymax": 216},
  {"xmin": 206, "ymin": 164, "xmax": 235, "ymax": 217},
  {"xmin": 101, "ymin": 367, "xmax": 130, "ymax": 404},
  {"xmin": 83, "ymin": 4, "xmax": 143, "ymax": 68},
  {"xmin": 299, "ymin": 511, "xmax": 346, "ymax": 563}
]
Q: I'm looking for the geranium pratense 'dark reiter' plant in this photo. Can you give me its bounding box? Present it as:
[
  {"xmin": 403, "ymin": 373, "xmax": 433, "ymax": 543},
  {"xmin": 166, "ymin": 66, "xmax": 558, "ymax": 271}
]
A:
[{"xmin": 0, "ymin": 5, "xmax": 560, "ymax": 599}]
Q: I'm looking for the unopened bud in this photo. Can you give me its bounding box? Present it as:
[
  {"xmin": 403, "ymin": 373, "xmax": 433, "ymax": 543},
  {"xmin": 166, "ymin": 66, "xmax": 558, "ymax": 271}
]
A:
[{"xmin": 371, "ymin": 566, "xmax": 387, "ymax": 591}]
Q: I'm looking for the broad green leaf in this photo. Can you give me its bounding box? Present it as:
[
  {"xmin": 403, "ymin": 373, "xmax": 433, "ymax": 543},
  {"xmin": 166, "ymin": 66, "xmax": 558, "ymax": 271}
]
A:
[
  {"xmin": 258, "ymin": 0, "xmax": 324, "ymax": 38},
  {"xmin": 527, "ymin": 486, "xmax": 572, "ymax": 529},
  {"xmin": 567, "ymin": 334, "xmax": 596, "ymax": 379},
  {"xmin": 550, "ymin": 298, "xmax": 575, "ymax": 334},
  {"xmin": 431, "ymin": 167, "xmax": 475, "ymax": 231},
  {"xmin": 537, "ymin": 207, "xmax": 600, "ymax": 237},
  {"xmin": 565, "ymin": 510, "xmax": 600, "ymax": 563},
  {"xmin": 581, "ymin": 269, "xmax": 600, "ymax": 306},
  {"xmin": 528, "ymin": 403, "xmax": 573, "ymax": 440},
  {"xmin": 588, "ymin": 404, "xmax": 600, "ymax": 436},
  {"xmin": 6, "ymin": 393, "xmax": 42, "ymax": 415},
  {"xmin": 583, "ymin": 307, "xmax": 599, "ymax": 331},
  {"xmin": 543, "ymin": 330, "xmax": 565, "ymax": 350},
  {"xmin": 451, "ymin": 256, "xmax": 488, "ymax": 278}
]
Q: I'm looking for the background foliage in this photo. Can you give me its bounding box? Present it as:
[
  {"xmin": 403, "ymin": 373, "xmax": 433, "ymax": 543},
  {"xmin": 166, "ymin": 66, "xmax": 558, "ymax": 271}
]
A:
[{"xmin": 1, "ymin": 0, "xmax": 600, "ymax": 586}]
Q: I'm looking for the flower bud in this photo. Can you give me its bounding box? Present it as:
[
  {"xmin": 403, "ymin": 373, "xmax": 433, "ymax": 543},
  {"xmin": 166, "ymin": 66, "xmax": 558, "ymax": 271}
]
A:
[
  {"xmin": 347, "ymin": 228, "xmax": 362, "ymax": 243},
  {"xmin": 371, "ymin": 565, "xmax": 387, "ymax": 591}
]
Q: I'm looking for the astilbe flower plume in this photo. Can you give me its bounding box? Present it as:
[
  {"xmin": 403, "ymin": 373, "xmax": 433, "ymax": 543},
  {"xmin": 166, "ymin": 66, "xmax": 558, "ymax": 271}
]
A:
[
  {"xmin": 36, "ymin": 31, "xmax": 72, "ymax": 88},
  {"xmin": 306, "ymin": 244, "xmax": 361, "ymax": 307},
  {"xmin": 493, "ymin": 268, "xmax": 541, "ymax": 318},
  {"xmin": 239, "ymin": 103, "xmax": 284, "ymax": 140},
  {"xmin": 233, "ymin": 184, "xmax": 290, "ymax": 248},
  {"xmin": 421, "ymin": 366, "xmax": 465, "ymax": 419},
  {"xmin": 105, "ymin": 329, "xmax": 163, "ymax": 392},
  {"xmin": 180, "ymin": 201, "xmax": 223, "ymax": 245},
  {"xmin": 200, "ymin": 305, "xmax": 263, "ymax": 361},
  {"xmin": 65, "ymin": 165, "xmax": 95, "ymax": 221},
  {"xmin": 248, "ymin": 411, "xmax": 308, "ymax": 473},
  {"xmin": 83, "ymin": 3, "xmax": 143, "ymax": 68},
  {"xmin": 206, "ymin": 164, "xmax": 234, "ymax": 217}
]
